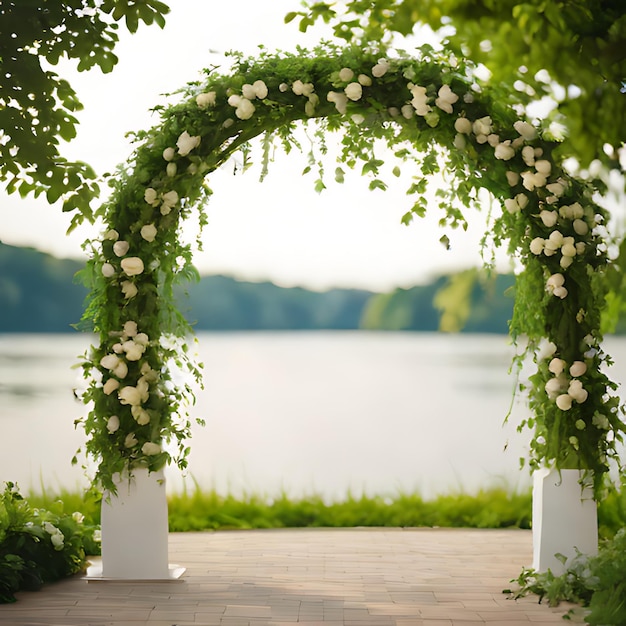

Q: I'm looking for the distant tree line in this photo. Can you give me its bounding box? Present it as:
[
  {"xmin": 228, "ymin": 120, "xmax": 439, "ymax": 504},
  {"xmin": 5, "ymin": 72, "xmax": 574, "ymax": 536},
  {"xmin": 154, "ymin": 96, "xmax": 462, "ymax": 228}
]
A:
[{"xmin": 0, "ymin": 242, "xmax": 533, "ymax": 334}]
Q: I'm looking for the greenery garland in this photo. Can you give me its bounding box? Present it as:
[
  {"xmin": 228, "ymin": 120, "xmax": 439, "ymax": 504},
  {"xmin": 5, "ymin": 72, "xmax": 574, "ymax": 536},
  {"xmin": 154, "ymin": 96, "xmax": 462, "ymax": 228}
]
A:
[{"xmin": 75, "ymin": 41, "xmax": 625, "ymax": 495}]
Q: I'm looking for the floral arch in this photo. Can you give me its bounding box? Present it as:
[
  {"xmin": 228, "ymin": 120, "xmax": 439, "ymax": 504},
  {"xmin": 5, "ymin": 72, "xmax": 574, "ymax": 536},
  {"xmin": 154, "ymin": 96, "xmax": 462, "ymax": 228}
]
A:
[{"xmin": 77, "ymin": 42, "xmax": 625, "ymax": 496}]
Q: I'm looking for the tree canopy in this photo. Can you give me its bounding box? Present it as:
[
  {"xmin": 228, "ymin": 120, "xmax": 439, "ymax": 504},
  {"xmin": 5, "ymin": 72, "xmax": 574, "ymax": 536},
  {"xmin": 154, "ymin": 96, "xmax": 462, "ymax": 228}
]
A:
[
  {"xmin": 0, "ymin": 0, "xmax": 169, "ymax": 223},
  {"xmin": 289, "ymin": 0, "xmax": 626, "ymax": 172}
]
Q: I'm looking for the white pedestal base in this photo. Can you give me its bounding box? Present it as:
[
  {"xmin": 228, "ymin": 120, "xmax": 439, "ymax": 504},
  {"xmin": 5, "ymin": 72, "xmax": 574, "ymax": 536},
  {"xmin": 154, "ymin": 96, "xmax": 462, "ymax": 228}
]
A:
[
  {"xmin": 96, "ymin": 467, "xmax": 175, "ymax": 580},
  {"xmin": 532, "ymin": 468, "xmax": 598, "ymax": 575}
]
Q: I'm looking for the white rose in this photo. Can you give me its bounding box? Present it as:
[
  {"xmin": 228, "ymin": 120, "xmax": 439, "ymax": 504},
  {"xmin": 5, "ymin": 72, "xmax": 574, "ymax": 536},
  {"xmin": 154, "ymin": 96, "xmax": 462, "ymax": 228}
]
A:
[
  {"xmin": 112, "ymin": 360, "xmax": 128, "ymax": 379},
  {"xmin": 570, "ymin": 361, "xmax": 587, "ymax": 377},
  {"xmin": 472, "ymin": 116, "xmax": 492, "ymax": 136},
  {"xmin": 409, "ymin": 84, "xmax": 431, "ymax": 115},
  {"xmin": 561, "ymin": 242, "xmax": 577, "ymax": 258},
  {"xmin": 401, "ymin": 104, "xmax": 414, "ymax": 119},
  {"xmin": 140, "ymin": 223, "xmax": 158, "ymax": 242},
  {"xmin": 196, "ymin": 91, "xmax": 216, "ymax": 108},
  {"xmin": 494, "ymin": 142, "xmax": 515, "ymax": 160},
  {"xmin": 102, "ymin": 263, "xmax": 115, "ymax": 278},
  {"xmin": 142, "ymin": 441, "xmax": 162, "ymax": 456},
  {"xmin": 104, "ymin": 229, "xmax": 119, "ymax": 241},
  {"xmin": 344, "ymin": 82, "xmax": 363, "ymax": 101},
  {"xmin": 339, "ymin": 67, "xmax": 354, "ymax": 82},
  {"xmin": 521, "ymin": 171, "xmax": 547, "ymax": 191},
  {"xmin": 124, "ymin": 432, "xmax": 138, "ymax": 448},
  {"xmin": 535, "ymin": 159, "xmax": 552, "ymax": 176},
  {"xmin": 556, "ymin": 394, "xmax": 573, "ymax": 410},
  {"xmin": 124, "ymin": 341, "xmax": 145, "ymax": 361},
  {"xmin": 573, "ymin": 219, "xmax": 589, "ymax": 236},
  {"xmin": 453, "ymin": 133, "xmax": 466, "ymax": 150},
  {"xmin": 539, "ymin": 210, "xmax": 558, "ymax": 227},
  {"xmin": 121, "ymin": 257, "xmax": 144, "ymax": 277},
  {"xmin": 252, "ymin": 80, "xmax": 268, "ymax": 99},
  {"xmin": 106, "ymin": 415, "xmax": 120, "ymax": 433},
  {"xmin": 546, "ymin": 181, "xmax": 566, "ymax": 197},
  {"xmin": 358, "ymin": 74, "xmax": 372, "ymax": 86},
  {"xmin": 522, "ymin": 145, "xmax": 536, "ymax": 166},
  {"xmin": 454, "ymin": 117, "xmax": 472, "ymax": 134},
  {"xmin": 371, "ymin": 59, "xmax": 390, "ymax": 77},
  {"xmin": 100, "ymin": 354, "xmax": 120, "ymax": 370},
  {"xmin": 568, "ymin": 379, "xmax": 588, "ymax": 403},
  {"xmin": 166, "ymin": 162, "xmax": 177, "ymax": 177},
  {"xmin": 131, "ymin": 405, "xmax": 151, "ymax": 425},
  {"xmin": 242, "ymin": 83, "xmax": 257, "ymax": 99},
  {"xmin": 118, "ymin": 386, "xmax": 143, "ymax": 406},
  {"xmin": 160, "ymin": 189, "xmax": 179, "ymax": 214},
  {"xmin": 227, "ymin": 94, "xmax": 242, "ymax": 107},
  {"xmin": 162, "ymin": 147, "xmax": 176, "ymax": 161},
  {"xmin": 513, "ymin": 120, "xmax": 537, "ymax": 141},
  {"xmin": 123, "ymin": 320, "xmax": 138, "ymax": 337},
  {"xmin": 134, "ymin": 333, "xmax": 149, "ymax": 346},
  {"xmin": 506, "ymin": 171, "xmax": 520, "ymax": 186},
  {"xmin": 103, "ymin": 378, "xmax": 120, "ymax": 395},
  {"xmin": 504, "ymin": 198, "xmax": 520, "ymax": 214},
  {"xmin": 136, "ymin": 378, "xmax": 150, "ymax": 402},
  {"xmin": 529, "ymin": 237, "xmax": 545, "ymax": 255},
  {"xmin": 327, "ymin": 91, "xmax": 348, "ymax": 114},
  {"xmin": 113, "ymin": 240, "xmax": 129, "ymax": 257},
  {"xmin": 176, "ymin": 131, "xmax": 201, "ymax": 156},
  {"xmin": 351, "ymin": 113, "xmax": 365, "ymax": 124},
  {"xmin": 545, "ymin": 376, "xmax": 565, "ymax": 399},
  {"xmin": 144, "ymin": 188, "xmax": 159, "ymax": 205},
  {"xmin": 434, "ymin": 84, "xmax": 458, "ymax": 114},
  {"xmin": 560, "ymin": 255, "xmax": 574, "ymax": 269},
  {"xmin": 235, "ymin": 98, "xmax": 255, "ymax": 120},
  {"xmin": 548, "ymin": 357, "xmax": 566, "ymax": 375}
]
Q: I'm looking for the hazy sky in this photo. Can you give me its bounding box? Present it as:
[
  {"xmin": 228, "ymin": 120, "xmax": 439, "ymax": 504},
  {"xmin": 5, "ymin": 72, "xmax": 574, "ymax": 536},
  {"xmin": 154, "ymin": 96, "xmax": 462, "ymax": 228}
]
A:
[{"xmin": 0, "ymin": 0, "xmax": 510, "ymax": 291}]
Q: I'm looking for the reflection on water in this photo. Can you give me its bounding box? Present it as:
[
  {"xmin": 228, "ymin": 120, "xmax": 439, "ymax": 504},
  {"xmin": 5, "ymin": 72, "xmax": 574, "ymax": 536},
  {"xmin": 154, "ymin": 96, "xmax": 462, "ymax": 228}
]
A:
[{"xmin": 0, "ymin": 332, "xmax": 624, "ymax": 499}]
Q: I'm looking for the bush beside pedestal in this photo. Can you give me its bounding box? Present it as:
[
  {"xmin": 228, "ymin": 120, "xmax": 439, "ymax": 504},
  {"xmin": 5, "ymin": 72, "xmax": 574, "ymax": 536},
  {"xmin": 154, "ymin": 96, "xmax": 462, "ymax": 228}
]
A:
[{"xmin": 532, "ymin": 467, "xmax": 598, "ymax": 575}]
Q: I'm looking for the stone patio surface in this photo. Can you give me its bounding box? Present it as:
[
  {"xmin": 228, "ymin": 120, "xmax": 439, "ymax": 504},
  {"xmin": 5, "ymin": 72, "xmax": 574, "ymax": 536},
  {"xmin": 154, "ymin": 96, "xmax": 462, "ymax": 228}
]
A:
[{"xmin": 0, "ymin": 528, "xmax": 579, "ymax": 625}]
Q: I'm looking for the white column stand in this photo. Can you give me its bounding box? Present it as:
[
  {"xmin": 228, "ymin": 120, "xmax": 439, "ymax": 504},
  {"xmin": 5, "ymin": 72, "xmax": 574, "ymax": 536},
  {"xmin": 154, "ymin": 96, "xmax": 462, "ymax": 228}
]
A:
[
  {"xmin": 86, "ymin": 467, "xmax": 184, "ymax": 580},
  {"xmin": 532, "ymin": 467, "xmax": 598, "ymax": 575}
]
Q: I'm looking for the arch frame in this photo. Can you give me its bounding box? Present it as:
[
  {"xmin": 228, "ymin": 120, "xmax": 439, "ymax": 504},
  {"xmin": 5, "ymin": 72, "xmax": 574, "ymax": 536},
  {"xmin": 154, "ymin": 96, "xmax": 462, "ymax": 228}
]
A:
[{"xmin": 74, "ymin": 42, "xmax": 625, "ymax": 496}]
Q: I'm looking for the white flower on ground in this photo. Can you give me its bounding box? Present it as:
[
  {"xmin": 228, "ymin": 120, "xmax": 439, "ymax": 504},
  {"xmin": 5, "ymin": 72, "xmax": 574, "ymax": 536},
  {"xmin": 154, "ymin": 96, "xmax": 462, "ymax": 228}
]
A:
[
  {"xmin": 142, "ymin": 442, "xmax": 162, "ymax": 456},
  {"xmin": 106, "ymin": 415, "xmax": 120, "ymax": 433},
  {"xmin": 570, "ymin": 361, "xmax": 587, "ymax": 377},
  {"xmin": 121, "ymin": 257, "xmax": 144, "ymax": 277},
  {"xmin": 196, "ymin": 91, "xmax": 216, "ymax": 108},
  {"xmin": 339, "ymin": 67, "xmax": 354, "ymax": 82},
  {"xmin": 176, "ymin": 131, "xmax": 201, "ymax": 156},
  {"xmin": 162, "ymin": 147, "xmax": 175, "ymax": 161},
  {"xmin": 113, "ymin": 241, "xmax": 129, "ymax": 257},
  {"xmin": 345, "ymin": 82, "xmax": 363, "ymax": 101},
  {"xmin": 434, "ymin": 84, "xmax": 458, "ymax": 114},
  {"xmin": 454, "ymin": 117, "xmax": 472, "ymax": 134},
  {"xmin": 102, "ymin": 263, "xmax": 115, "ymax": 278},
  {"xmin": 140, "ymin": 223, "xmax": 158, "ymax": 242},
  {"xmin": 124, "ymin": 433, "xmax": 138, "ymax": 448},
  {"xmin": 372, "ymin": 59, "xmax": 390, "ymax": 77}
]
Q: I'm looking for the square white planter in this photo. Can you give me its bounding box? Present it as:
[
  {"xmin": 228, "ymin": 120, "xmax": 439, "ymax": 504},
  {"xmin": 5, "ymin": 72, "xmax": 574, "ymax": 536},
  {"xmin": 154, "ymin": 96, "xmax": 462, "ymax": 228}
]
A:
[
  {"xmin": 86, "ymin": 467, "xmax": 184, "ymax": 581},
  {"xmin": 532, "ymin": 467, "xmax": 598, "ymax": 575}
]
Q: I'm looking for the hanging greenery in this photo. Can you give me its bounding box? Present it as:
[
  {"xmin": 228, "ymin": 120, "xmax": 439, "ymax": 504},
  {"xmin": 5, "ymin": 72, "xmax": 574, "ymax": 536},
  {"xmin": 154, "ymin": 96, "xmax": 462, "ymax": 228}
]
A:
[{"xmin": 74, "ymin": 41, "xmax": 625, "ymax": 495}]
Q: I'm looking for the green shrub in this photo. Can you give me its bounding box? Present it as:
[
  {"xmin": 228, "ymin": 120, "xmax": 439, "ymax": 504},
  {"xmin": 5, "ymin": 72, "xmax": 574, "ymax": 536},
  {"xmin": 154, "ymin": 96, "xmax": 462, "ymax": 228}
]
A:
[{"xmin": 0, "ymin": 483, "xmax": 100, "ymax": 603}]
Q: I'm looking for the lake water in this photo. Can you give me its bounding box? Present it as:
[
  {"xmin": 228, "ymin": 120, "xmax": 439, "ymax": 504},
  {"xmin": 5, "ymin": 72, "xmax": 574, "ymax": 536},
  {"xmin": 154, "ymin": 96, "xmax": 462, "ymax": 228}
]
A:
[{"xmin": 1, "ymin": 332, "xmax": 625, "ymax": 499}]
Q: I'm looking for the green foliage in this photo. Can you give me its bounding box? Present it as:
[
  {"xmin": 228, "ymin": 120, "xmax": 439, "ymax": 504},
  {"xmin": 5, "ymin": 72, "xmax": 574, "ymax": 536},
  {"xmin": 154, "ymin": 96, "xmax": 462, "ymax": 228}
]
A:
[
  {"xmin": 0, "ymin": 1, "xmax": 169, "ymax": 220},
  {"xmin": 293, "ymin": 0, "xmax": 626, "ymax": 170},
  {"xmin": 166, "ymin": 484, "xmax": 532, "ymax": 531},
  {"xmin": 0, "ymin": 483, "xmax": 100, "ymax": 604},
  {"xmin": 509, "ymin": 528, "xmax": 626, "ymax": 625}
]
